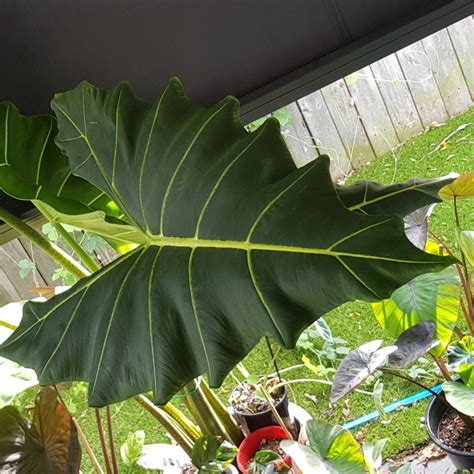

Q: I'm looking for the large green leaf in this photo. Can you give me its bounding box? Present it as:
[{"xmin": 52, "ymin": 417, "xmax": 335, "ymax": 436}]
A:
[
  {"xmin": 0, "ymin": 79, "xmax": 454, "ymax": 406},
  {"xmin": 443, "ymin": 381, "xmax": 474, "ymax": 417},
  {"xmin": 281, "ymin": 420, "xmax": 367, "ymax": 473},
  {"xmin": 0, "ymin": 387, "xmax": 81, "ymax": 473},
  {"xmin": 0, "ymin": 102, "xmax": 121, "ymax": 219},
  {"xmin": 372, "ymin": 267, "xmax": 460, "ymax": 356},
  {"xmin": 448, "ymin": 336, "xmax": 474, "ymax": 370},
  {"xmin": 335, "ymin": 174, "xmax": 456, "ymax": 217}
]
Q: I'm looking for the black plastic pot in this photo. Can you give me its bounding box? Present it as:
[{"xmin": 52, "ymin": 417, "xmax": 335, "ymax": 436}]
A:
[
  {"xmin": 231, "ymin": 382, "xmax": 289, "ymax": 433},
  {"xmin": 426, "ymin": 393, "xmax": 474, "ymax": 470}
]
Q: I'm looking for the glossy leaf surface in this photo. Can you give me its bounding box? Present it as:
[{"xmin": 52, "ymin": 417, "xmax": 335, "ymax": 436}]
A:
[
  {"xmin": 0, "ymin": 387, "xmax": 81, "ymax": 473},
  {"xmin": 0, "ymin": 80, "xmax": 453, "ymax": 406},
  {"xmin": 336, "ymin": 174, "xmax": 456, "ymax": 217},
  {"xmin": 281, "ymin": 420, "xmax": 367, "ymax": 473},
  {"xmin": 388, "ymin": 322, "xmax": 439, "ymax": 368},
  {"xmin": 331, "ymin": 340, "xmax": 397, "ymax": 403},
  {"xmin": 443, "ymin": 381, "xmax": 474, "ymax": 417},
  {"xmin": 448, "ymin": 336, "xmax": 474, "ymax": 370},
  {"xmin": 372, "ymin": 267, "xmax": 460, "ymax": 356},
  {"xmin": 0, "ymin": 102, "xmax": 120, "ymax": 218}
]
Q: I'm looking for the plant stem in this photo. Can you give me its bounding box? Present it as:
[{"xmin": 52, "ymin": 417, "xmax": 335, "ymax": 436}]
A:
[
  {"xmin": 0, "ymin": 319, "xmax": 17, "ymax": 331},
  {"xmin": 381, "ymin": 369, "xmax": 452, "ymax": 409},
  {"xmin": 105, "ymin": 406, "xmax": 119, "ymax": 474},
  {"xmin": 134, "ymin": 395, "xmax": 194, "ymax": 456},
  {"xmin": 162, "ymin": 402, "xmax": 202, "ymax": 442},
  {"xmin": 432, "ymin": 356, "xmax": 452, "ymax": 381},
  {"xmin": 265, "ymin": 336, "xmax": 282, "ymax": 382},
  {"xmin": 0, "ymin": 206, "xmax": 89, "ymax": 280},
  {"xmin": 95, "ymin": 409, "xmax": 113, "ymax": 474},
  {"xmin": 200, "ymin": 379, "xmax": 244, "ymax": 446}
]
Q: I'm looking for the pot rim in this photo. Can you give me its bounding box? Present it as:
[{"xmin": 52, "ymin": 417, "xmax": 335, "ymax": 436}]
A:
[
  {"xmin": 426, "ymin": 394, "xmax": 474, "ymax": 458},
  {"xmin": 230, "ymin": 379, "xmax": 288, "ymax": 417}
]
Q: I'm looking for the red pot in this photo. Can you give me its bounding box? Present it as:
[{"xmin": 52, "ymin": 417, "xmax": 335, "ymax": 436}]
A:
[{"xmin": 237, "ymin": 425, "xmax": 293, "ymax": 473}]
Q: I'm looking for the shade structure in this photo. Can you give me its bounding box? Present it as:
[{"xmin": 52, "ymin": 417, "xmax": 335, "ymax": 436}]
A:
[{"xmin": 0, "ymin": 0, "xmax": 473, "ymax": 235}]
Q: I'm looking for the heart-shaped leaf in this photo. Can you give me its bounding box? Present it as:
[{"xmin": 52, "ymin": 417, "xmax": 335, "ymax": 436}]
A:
[
  {"xmin": 388, "ymin": 321, "xmax": 439, "ymax": 368},
  {"xmin": 439, "ymin": 172, "xmax": 474, "ymax": 200},
  {"xmin": 0, "ymin": 79, "xmax": 454, "ymax": 406},
  {"xmin": 443, "ymin": 381, "xmax": 474, "ymax": 417},
  {"xmin": 336, "ymin": 174, "xmax": 456, "ymax": 218},
  {"xmin": 331, "ymin": 340, "xmax": 397, "ymax": 403},
  {"xmin": 372, "ymin": 267, "xmax": 460, "ymax": 356},
  {"xmin": 448, "ymin": 336, "xmax": 474, "ymax": 370},
  {"xmin": 0, "ymin": 387, "xmax": 81, "ymax": 473},
  {"xmin": 458, "ymin": 364, "xmax": 474, "ymax": 388},
  {"xmin": 281, "ymin": 420, "xmax": 367, "ymax": 474},
  {"xmin": 403, "ymin": 204, "xmax": 436, "ymax": 250},
  {"xmin": 0, "ymin": 102, "xmax": 121, "ymax": 219}
]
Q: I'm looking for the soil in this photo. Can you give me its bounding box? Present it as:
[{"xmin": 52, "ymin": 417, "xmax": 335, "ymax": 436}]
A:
[
  {"xmin": 231, "ymin": 379, "xmax": 285, "ymax": 415},
  {"xmin": 182, "ymin": 466, "xmax": 198, "ymax": 474},
  {"xmin": 438, "ymin": 410, "xmax": 474, "ymax": 453}
]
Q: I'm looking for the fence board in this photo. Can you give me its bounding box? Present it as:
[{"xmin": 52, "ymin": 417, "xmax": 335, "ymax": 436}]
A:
[
  {"xmin": 370, "ymin": 55, "xmax": 424, "ymax": 141},
  {"xmin": 397, "ymin": 41, "xmax": 449, "ymax": 127},
  {"xmin": 298, "ymin": 90, "xmax": 352, "ymax": 180},
  {"xmin": 321, "ymin": 79, "xmax": 376, "ymax": 170},
  {"xmin": 0, "ymin": 240, "xmax": 47, "ymax": 305},
  {"xmin": 422, "ymin": 29, "xmax": 473, "ymax": 116},
  {"xmin": 344, "ymin": 66, "xmax": 399, "ymax": 157},
  {"xmin": 448, "ymin": 16, "xmax": 474, "ymax": 99},
  {"xmin": 280, "ymin": 102, "xmax": 319, "ymax": 168}
]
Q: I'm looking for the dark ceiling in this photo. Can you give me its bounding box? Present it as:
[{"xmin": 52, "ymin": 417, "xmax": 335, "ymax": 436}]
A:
[
  {"xmin": 1, "ymin": 0, "xmax": 473, "ymax": 123},
  {"xmin": 0, "ymin": 0, "xmax": 473, "ymax": 237}
]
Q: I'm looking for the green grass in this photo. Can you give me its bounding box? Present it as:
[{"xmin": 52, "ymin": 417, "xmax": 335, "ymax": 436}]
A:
[{"xmin": 13, "ymin": 107, "xmax": 474, "ymax": 472}]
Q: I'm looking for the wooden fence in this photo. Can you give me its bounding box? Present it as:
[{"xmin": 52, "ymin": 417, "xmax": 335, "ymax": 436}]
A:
[
  {"xmin": 0, "ymin": 16, "xmax": 473, "ymax": 305},
  {"xmin": 280, "ymin": 16, "xmax": 474, "ymax": 181}
]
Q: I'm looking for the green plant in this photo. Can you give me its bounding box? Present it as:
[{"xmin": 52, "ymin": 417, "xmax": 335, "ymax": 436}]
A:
[
  {"xmin": 281, "ymin": 419, "xmax": 411, "ymax": 473},
  {"xmin": 120, "ymin": 430, "xmax": 146, "ymax": 468},
  {"xmin": 0, "ymin": 79, "xmax": 461, "ymax": 468},
  {"xmin": 185, "ymin": 434, "xmax": 237, "ymax": 473},
  {"xmin": 248, "ymin": 450, "xmax": 292, "ymax": 473}
]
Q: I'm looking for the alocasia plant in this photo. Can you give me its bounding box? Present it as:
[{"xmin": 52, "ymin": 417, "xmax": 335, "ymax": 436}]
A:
[{"xmin": 0, "ymin": 79, "xmax": 455, "ymax": 406}]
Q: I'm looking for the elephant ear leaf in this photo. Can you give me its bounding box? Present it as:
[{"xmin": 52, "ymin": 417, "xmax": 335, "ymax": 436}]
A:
[
  {"xmin": 330, "ymin": 340, "xmax": 397, "ymax": 403},
  {"xmin": 0, "ymin": 79, "xmax": 454, "ymax": 407},
  {"xmin": 388, "ymin": 321, "xmax": 439, "ymax": 368},
  {"xmin": 0, "ymin": 102, "xmax": 121, "ymax": 219},
  {"xmin": 439, "ymin": 172, "xmax": 474, "ymax": 200},
  {"xmin": 335, "ymin": 174, "xmax": 457, "ymax": 218},
  {"xmin": 0, "ymin": 387, "xmax": 81, "ymax": 473},
  {"xmin": 372, "ymin": 266, "xmax": 460, "ymax": 357}
]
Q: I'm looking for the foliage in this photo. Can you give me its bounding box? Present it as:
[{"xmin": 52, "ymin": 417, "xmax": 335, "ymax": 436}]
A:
[
  {"xmin": 248, "ymin": 450, "xmax": 291, "ymax": 473},
  {"xmin": 18, "ymin": 258, "xmax": 36, "ymax": 279},
  {"xmin": 120, "ymin": 430, "xmax": 146, "ymax": 467},
  {"xmin": 0, "ymin": 387, "xmax": 81, "ymax": 473},
  {"xmin": 0, "ymin": 79, "xmax": 454, "ymax": 408},
  {"xmin": 190, "ymin": 435, "xmax": 237, "ymax": 473}
]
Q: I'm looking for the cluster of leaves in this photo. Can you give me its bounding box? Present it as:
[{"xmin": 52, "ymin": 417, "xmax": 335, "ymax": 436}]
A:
[
  {"xmin": 189, "ymin": 435, "xmax": 237, "ymax": 473},
  {"xmin": 248, "ymin": 450, "xmax": 292, "ymax": 473}
]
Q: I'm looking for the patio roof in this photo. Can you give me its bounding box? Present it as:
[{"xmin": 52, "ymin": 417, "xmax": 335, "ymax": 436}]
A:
[{"xmin": 0, "ymin": 0, "xmax": 473, "ymax": 237}]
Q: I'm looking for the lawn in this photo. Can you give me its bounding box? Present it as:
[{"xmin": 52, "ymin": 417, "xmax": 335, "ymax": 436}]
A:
[{"xmin": 12, "ymin": 107, "xmax": 473, "ymax": 473}]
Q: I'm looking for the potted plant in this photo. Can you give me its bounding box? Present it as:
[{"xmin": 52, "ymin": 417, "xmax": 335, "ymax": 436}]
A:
[
  {"xmin": 366, "ymin": 173, "xmax": 474, "ymax": 468},
  {"xmin": 330, "ymin": 322, "xmax": 474, "ymax": 469},
  {"xmin": 237, "ymin": 426, "xmax": 293, "ymax": 473}
]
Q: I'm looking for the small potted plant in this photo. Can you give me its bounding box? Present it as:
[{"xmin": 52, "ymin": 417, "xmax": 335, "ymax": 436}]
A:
[
  {"xmin": 230, "ymin": 374, "xmax": 290, "ymax": 433},
  {"xmin": 237, "ymin": 425, "xmax": 293, "ymax": 474}
]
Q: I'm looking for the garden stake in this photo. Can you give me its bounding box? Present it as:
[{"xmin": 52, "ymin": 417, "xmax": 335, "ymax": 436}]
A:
[
  {"xmin": 95, "ymin": 409, "xmax": 113, "ymax": 474},
  {"xmin": 105, "ymin": 406, "xmax": 119, "ymax": 474},
  {"xmin": 260, "ymin": 384, "xmax": 293, "ymax": 440}
]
